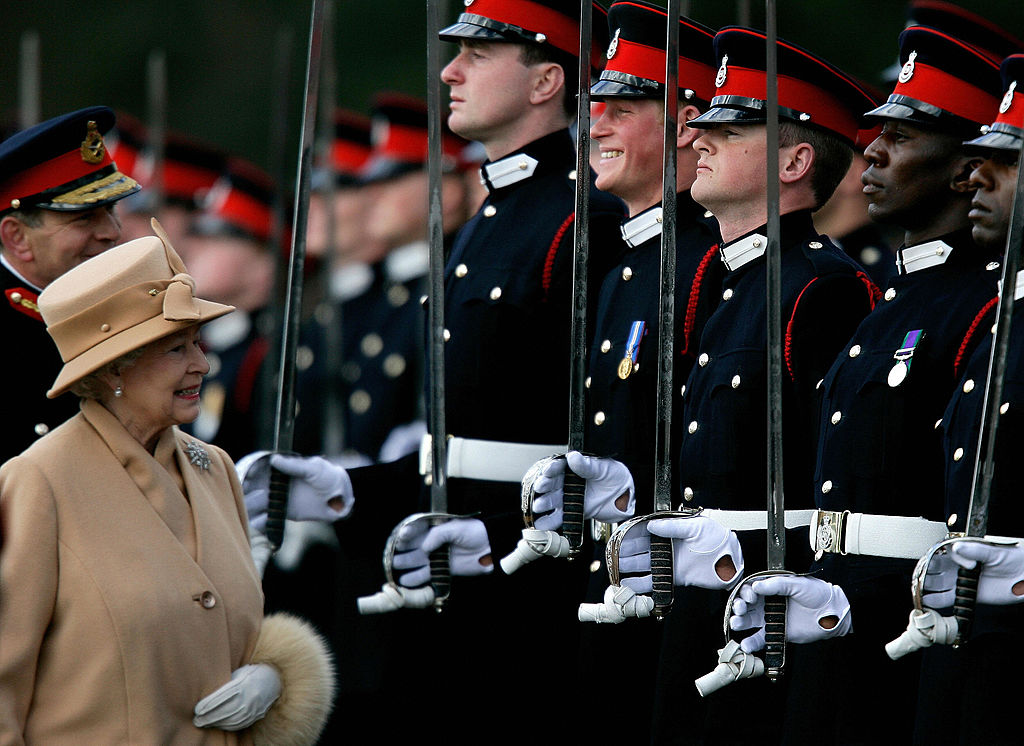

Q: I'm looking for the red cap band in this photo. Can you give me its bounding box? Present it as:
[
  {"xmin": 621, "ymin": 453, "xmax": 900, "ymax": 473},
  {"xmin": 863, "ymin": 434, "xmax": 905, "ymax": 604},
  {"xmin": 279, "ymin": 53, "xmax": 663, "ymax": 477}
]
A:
[
  {"xmin": 208, "ymin": 184, "xmax": 271, "ymax": 244},
  {"xmin": 463, "ymin": 0, "xmax": 580, "ymax": 57},
  {"xmin": 0, "ymin": 146, "xmax": 114, "ymax": 208},
  {"xmin": 893, "ymin": 60, "xmax": 998, "ymax": 126},
  {"xmin": 718, "ymin": 65, "xmax": 859, "ymax": 143},
  {"xmin": 163, "ymin": 159, "xmax": 222, "ymax": 202},
  {"xmin": 995, "ymin": 88, "xmax": 1024, "ymax": 131},
  {"xmin": 331, "ymin": 140, "xmax": 372, "ymax": 173}
]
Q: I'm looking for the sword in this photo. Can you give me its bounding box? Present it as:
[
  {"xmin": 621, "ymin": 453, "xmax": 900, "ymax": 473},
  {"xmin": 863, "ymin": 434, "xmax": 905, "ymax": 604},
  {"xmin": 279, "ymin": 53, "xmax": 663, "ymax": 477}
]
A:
[
  {"xmin": 649, "ymin": 0, "xmax": 682, "ymax": 621},
  {"xmin": 761, "ymin": 0, "xmax": 791, "ymax": 681},
  {"xmin": 953, "ymin": 146, "xmax": 1024, "ymax": 645},
  {"xmin": 146, "ymin": 49, "xmax": 167, "ymax": 221},
  {"xmin": 560, "ymin": 0, "xmax": 596, "ymax": 561},
  {"xmin": 424, "ymin": 0, "xmax": 453, "ymax": 610},
  {"xmin": 266, "ymin": 0, "xmax": 327, "ymax": 552},
  {"xmin": 19, "ymin": 31, "xmax": 40, "ymax": 130}
]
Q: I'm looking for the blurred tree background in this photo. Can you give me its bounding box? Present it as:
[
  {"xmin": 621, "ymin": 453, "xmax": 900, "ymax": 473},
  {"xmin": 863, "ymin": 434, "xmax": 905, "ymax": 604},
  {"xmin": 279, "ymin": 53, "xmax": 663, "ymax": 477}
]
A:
[{"xmin": 1, "ymin": 0, "xmax": 1022, "ymax": 186}]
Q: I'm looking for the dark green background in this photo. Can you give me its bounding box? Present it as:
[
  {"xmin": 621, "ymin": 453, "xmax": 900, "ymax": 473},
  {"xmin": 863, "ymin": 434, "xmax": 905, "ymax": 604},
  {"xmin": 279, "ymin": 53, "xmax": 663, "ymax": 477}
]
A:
[{"xmin": 1, "ymin": 1, "xmax": 1022, "ymax": 179}]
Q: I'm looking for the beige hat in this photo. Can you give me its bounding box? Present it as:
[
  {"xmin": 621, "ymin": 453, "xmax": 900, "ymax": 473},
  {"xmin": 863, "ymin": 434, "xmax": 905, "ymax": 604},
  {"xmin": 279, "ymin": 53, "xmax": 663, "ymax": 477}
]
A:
[{"xmin": 39, "ymin": 218, "xmax": 235, "ymax": 398}]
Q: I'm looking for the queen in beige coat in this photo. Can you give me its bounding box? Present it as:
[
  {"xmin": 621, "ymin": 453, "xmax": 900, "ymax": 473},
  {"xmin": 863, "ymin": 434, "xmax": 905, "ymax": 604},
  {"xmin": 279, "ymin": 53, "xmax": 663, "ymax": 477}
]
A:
[{"xmin": 0, "ymin": 221, "xmax": 334, "ymax": 745}]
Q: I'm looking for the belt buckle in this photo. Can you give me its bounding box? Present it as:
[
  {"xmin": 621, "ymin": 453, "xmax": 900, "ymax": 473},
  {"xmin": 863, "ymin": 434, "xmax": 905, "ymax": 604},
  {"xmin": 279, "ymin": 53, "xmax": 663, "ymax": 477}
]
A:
[{"xmin": 812, "ymin": 510, "xmax": 849, "ymax": 560}]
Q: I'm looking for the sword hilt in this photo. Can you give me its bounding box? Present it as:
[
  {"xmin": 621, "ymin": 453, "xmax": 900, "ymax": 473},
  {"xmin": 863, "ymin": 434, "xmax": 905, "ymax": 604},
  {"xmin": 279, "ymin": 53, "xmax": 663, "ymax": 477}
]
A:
[
  {"xmin": 266, "ymin": 463, "xmax": 290, "ymax": 552},
  {"xmin": 429, "ymin": 544, "xmax": 452, "ymax": 613},
  {"xmin": 763, "ymin": 594, "xmax": 787, "ymax": 680},
  {"xmin": 952, "ymin": 564, "xmax": 979, "ymax": 647},
  {"xmin": 562, "ymin": 468, "xmax": 586, "ymax": 559},
  {"xmin": 650, "ymin": 533, "xmax": 674, "ymax": 619}
]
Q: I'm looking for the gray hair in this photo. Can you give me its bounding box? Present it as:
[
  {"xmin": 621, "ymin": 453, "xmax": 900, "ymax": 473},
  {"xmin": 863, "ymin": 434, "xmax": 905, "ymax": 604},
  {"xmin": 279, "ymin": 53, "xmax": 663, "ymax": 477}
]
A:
[{"xmin": 69, "ymin": 345, "xmax": 147, "ymax": 400}]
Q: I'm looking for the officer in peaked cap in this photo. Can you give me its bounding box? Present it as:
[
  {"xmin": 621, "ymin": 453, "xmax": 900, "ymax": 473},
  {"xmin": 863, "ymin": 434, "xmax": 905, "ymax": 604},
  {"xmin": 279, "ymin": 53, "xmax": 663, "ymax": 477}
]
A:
[
  {"xmin": 0, "ymin": 106, "xmax": 138, "ymax": 462},
  {"xmin": 910, "ymin": 53, "xmax": 1024, "ymax": 746},
  {"xmin": 762, "ymin": 25, "xmax": 1006, "ymax": 745},
  {"xmin": 512, "ymin": 2, "xmax": 722, "ymax": 741},
  {"xmin": 643, "ymin": 26, "xmax": 879, "ymax": 744}
]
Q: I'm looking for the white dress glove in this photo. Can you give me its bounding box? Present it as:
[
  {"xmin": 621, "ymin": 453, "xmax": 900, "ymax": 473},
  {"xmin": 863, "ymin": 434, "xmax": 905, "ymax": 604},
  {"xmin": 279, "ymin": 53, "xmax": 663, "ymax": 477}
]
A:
[
  {"xmin": 730, "ymin": 575, "xmax": 852, "ymax": 653},
  {"xmin": 612, "ymin": 516, "xmax": 743, "ymax": 593},
  {"xmin": 529, "ymin": 452, "xmax": 635, "ymax": 530},
  {"xmin": 241, "ymin": 452, "xmax": 354, "ymax": 532},
  {"xmin": 391, "ymin": 517, "xmax": 493, "ymax": 588},
  {"xmin": 921, "ymin": 549, "xmax": 957, "ymax": 609},
  {"xmin": 193, "ymin": 663, "xmax": 282, "ymax": 731},
  {"xmin": 950, "ymin": 541, "xmax": 1024, "ymax": 605}
]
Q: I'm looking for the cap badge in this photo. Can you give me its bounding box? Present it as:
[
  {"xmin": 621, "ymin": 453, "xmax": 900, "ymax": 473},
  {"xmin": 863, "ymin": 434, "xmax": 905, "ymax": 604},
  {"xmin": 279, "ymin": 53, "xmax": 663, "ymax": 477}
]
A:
[
  {"xmin": 715, "ymin": 54, "xmax": 728, "ymax": 88},
  {"xmin": 1000, "ymin": 80, "xmax": 1017, "ymax": 115},
  {"xmin": 607, "ymin": 28, "xmax": 620, "ymax": 60},
  {"xmin": 898, "ymin": 51, "xmax": 917, "ymax": 84},
  {"xmin": 80, "ymin": 121, "xmax": 106, "ymax": 165},
  {"xmin": 464, "ymin": 0, "xmax": 474, "ymax": 6}
]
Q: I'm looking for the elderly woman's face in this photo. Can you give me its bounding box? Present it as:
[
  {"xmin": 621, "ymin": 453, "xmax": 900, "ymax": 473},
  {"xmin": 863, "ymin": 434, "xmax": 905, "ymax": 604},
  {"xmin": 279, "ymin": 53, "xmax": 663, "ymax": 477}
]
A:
[{"xmin": 116, "ymin": 326, "xmax": 210, "ymax": 441}]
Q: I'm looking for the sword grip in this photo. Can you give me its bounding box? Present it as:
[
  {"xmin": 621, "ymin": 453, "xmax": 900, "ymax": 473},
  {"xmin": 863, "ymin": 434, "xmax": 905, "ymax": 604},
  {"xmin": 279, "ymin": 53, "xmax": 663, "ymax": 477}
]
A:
[
  {"xmin": 763, "ymin": 595, "xmax": 787, "ymax": 680},
  {"xmin": 562, "ymin": 468, "xmax": 586, "ymax": 558},
  {"xmin": 266, "ymin": 464, "xmax": 290, "ymax": 552},
  {"xmin": 429, "ymin": 546, "xmax": 452, "ymax": 613},
  {"xmin": 953, "ymin": 564, "xmax": 979, "ymax": 647},
  {"xmin": 650, "ymin": 533, "xmax": 674, "ymax": 620}
]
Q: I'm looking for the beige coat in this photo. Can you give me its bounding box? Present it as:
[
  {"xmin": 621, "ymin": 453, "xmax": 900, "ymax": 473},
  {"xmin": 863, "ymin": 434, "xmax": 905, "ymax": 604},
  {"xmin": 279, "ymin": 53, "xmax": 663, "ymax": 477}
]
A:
[{"xmin": 0, "ymin": 399, "xmax": 264, "ymax": 745}]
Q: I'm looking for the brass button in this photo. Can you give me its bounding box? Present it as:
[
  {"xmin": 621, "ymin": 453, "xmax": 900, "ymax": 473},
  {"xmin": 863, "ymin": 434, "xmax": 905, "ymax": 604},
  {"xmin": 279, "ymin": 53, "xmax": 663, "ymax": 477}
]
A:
[
  {"xmin": 455, "ymin": 263, "xmax": 469, "ymax": 278},
  {"xmin": 601, "ymin": 340, "xmax": 612, "ymax": 353},
  {"xmin": 809, "ymin": 241, "xmax": 822, "ymax": 249},
  {"xmin": 483, "ymin": 205, "xmax": 497, "ymax": 217},
  {"xmin": 489, "ymin": 286, "xmax": 502, "ymax": 300},
  {"xmin": 934, "ymin": 418, "xmax": 942, "ymax": 430},
  {"xmin": 849, "ymin": 345, "xmax": 861, "ymax": 358},
  {"xmin": 821, "ymin": 480, "xmax": 833, "ymax": 494},
  {"xmin": 585, "ymin": 376, "xmax": 592, "ymax": 389},
  {"xmin": 947, "ymin": 514, "xmax": 958, "ymax": 527},
  {"xmin": 387, "ymin": 284, "xmax": 410, "ymax": 306},
  {"xmin": 731, "ymin": 375, "xmax": 740, "ymax": 389},
  {"xmin": 698, "ymin": 353, "xmax": 710, "ymax": 366},
  {"xmin": 383, "ymin": 353, "xmax": 406, "ymax": 378},
  {"xmin": 200, "ymin": 591, "xmax": 216, "ymax": 609},
  {"xmin": 296, "ymin": 346, "xmax": 315, "ymax": 371},
  {"xmin": 1001, "ymin": 402, "xmax": 1010, "ymax": 414},
  {"xmin": 594, "ymin": 411, "xmax": 606, "ymax": 425},
  {"xmin": 34, "ymin": 423, "xmax": 49, "ymax": 436},
  {"xmin": 688, "ymin": 421, "xmax": 698, "ymax": 434},
  {"xmin": 361, "ymin": 333, "xmax": 384, "ymax": 358},
  {"xmin": 723, "ymin": 288, "xmax": 734, "ymax": 301},
  {"xmin": 884, "ymin": 288, "xmax": 896, "ymax": 301},
  {"xmin": 953, "ymin": 447, "xmax": 964, "ymax": 461},
  {"xmin": 831, "ymin": 411, "xmax": 842, "ymax": 425},
  {"xmin": 622, "ymin": 267, "xmax": 633, "ymax": 281},
  {"xmin": 683, "ymin": 487, "xmax": 694, "ymax": 501},
  {"xmin": 443, "ymin": 329, "xmax": 451, "ymax": 342},
  {"xmin": 10, "ymin": 292, "xmax": 22, "ymax": 303},
  {"xmin": 963, "ymin": 379, "xmax": 975, "ymax": 394},
  {"xmin": 349, "ymin": 390, "xmax": 372, "ymax": 414}
]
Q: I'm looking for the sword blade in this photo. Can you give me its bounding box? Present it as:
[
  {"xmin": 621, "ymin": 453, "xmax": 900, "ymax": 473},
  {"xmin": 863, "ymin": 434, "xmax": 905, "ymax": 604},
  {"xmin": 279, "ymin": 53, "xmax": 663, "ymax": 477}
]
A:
[
  {"xmin": 763, "ymin": 0, "xmax": 787, "ymax": 679},
  {"xmin": 651, "ymin": 0, "xmax": 682, "ymax": 620},
  {"xmin": 266, "ymin": 0, "xmax": 327, "ymax": 551},
  {"xmin": 562, "ymin": 0, "xmax": 594, "ymax": 557}
]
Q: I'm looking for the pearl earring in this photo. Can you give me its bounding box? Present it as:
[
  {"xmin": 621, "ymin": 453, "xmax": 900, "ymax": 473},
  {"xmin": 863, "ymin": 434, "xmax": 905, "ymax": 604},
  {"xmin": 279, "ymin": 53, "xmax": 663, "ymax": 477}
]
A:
[{"xmin": 114, "ymin": 385, "xmax": 123, "ymax": 398}]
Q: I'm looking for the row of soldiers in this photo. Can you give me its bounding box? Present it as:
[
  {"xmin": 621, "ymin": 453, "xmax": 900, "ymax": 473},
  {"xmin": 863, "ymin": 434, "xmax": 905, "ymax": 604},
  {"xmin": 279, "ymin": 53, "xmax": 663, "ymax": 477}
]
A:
[{"xmin": 2, "ymin": 0, "xmax": 1024, "ymax": 744}]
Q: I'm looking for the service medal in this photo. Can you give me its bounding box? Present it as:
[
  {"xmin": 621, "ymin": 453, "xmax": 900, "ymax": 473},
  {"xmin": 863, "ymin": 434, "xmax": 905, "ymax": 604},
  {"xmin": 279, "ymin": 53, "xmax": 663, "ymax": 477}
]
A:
[
  {"xmin": 618, "ymin": 357, "xmax": 633, "ymax": 380},
  {"xmin": 887, "ymin": 360, "xmax": 908, "ymax": 388}
]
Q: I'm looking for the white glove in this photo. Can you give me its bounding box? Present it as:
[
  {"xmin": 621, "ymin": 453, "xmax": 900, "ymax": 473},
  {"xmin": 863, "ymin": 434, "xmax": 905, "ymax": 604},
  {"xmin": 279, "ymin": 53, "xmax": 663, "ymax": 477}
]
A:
[
  {"xmin": 528, "ymin": 452, "xmax": 635, "ymax": 531},
  {"xmin": 950, "ymin": 541, "xmax": 1024, "ymax": 605},
  {"xmin": 193, "ymin": 663, "xmax": 282, "ymax": 731},
  {"xmin": 249, "ymin": 522, "xmax": 272, "ymax": 579},
  {"xmin": 730, "ymin": 575, "xmax": 852, "ymax": 653},
  {"xmin": 921, "ymin": 549, "xmax": 957, "ymax": 609},
  {"xmin": 242, "ymin": 452, "xmax": 354, "ymax": 532},
  {"xmin": 391, "ymin": 517, "xmax": 493, "ymax": 588},
  {"xmin": 612, "ymin": 517, "xmax": 743, "ymax": 593}
]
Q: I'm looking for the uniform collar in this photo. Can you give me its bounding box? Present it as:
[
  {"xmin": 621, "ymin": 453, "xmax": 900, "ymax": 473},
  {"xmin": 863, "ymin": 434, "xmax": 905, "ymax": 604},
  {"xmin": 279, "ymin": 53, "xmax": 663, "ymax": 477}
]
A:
[
  {"xmin": 478, "ymin": 129, "xmax": 575, "ymax": 196},
  {"xmin": 384, "ymin": 240, "xmax": 429, "ymax": 283},
  {"xmin": 0, "ymin": 253, "xmax": 42, "ymax": 292},
  {"xmin": 996, "ymin": 268, "xmax": 1024, "ymax": 301},
  {"xmin": 329, "ymin": 262, "xmax": 375, "ymax": 301},
  {"xmin": 620, "ymin": 206, "xmax": 662, "ymax": 248},
  {"xmin": 895, "ymin": 239, "xmax": 954, "ymax": 275},
  {"xmin": 718, "ymin": 210, "xmax": 815, "ymax": 272},
  {"xmin": 201, "ymin": 310, "xmax": 252, "ymax": 351}
]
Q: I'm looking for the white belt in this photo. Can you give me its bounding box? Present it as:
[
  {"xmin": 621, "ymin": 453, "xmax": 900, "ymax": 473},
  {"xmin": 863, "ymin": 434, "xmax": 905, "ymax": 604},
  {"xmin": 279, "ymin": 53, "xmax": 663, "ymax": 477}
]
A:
[
  {"xmin": 809, "ymin": 510, "xmax": 949, "ymax": 560},
  {"xmin": 701, "ymin": 509, "xmax": 816, "ymax": 531},
  {"xmin": 419, "ymin": 434, "xmax": 565, "ymax": 483}
]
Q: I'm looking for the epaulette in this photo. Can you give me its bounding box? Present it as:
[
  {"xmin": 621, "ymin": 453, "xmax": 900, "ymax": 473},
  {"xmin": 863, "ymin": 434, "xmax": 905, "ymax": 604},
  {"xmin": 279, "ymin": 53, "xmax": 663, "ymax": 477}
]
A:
[{"xmin": 5, "ymin": 287, "xmax": 42, "ymax": 321}]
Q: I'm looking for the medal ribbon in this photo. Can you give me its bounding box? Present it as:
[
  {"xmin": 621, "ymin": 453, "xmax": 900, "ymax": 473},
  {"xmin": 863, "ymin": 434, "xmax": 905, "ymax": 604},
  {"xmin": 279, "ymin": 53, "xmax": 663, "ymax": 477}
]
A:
[
  {"xmin": 625, "ymin": 321, "xmax": 646, "ymax": 366},
  {"xmin": 894, "ymin": 329, "xmax": 924, "ymax": 369}
]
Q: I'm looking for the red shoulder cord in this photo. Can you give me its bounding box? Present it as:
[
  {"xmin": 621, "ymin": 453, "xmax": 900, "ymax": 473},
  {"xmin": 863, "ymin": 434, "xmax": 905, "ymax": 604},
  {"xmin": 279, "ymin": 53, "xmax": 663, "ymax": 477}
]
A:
[
  {"xmin": 954, "ymin": 296, "xmax": 998, "ymax": 380},
  {"xmin": 542, "ymin": 211, "xmax": 575, "ymax": 300},
  {"xmin": 679, "ymin": 243, "xmax": 721, "ymax": 358}
]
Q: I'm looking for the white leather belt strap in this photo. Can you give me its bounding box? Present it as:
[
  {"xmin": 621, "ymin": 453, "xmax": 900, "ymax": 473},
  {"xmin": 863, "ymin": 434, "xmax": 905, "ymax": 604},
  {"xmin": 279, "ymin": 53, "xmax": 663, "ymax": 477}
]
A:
[
  {"xmin": 809, "ymin": 510, "xmax": 948, "ymax": 560},
  {"xmin": 701, "ymin": 509, "xmax": 816, "ymax": 531},
  {"xmin": 419, "ymin": 434, "xmax": 565, "ymax": 483}
]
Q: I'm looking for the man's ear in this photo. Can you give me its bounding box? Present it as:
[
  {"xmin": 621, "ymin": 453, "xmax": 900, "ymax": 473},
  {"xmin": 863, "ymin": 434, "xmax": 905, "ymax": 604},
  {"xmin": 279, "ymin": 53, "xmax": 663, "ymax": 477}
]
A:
[
  {"xmin": 677, "ymin": 104, "xmax": 703, "ymax": 149},
  {"xmin": 0, "ymin": 215, "xmax": 34, "ymax": 263},
  {"xmin": 780, "ymin": 142, "xmax": 815, "ymax": 184},
  {"xmin": 529, "ymin": 62, "xmax": 565, "ymax": 106},
  {"xmin": 951, "ymin": 155, "xmax": 983, "ymax": 193}
]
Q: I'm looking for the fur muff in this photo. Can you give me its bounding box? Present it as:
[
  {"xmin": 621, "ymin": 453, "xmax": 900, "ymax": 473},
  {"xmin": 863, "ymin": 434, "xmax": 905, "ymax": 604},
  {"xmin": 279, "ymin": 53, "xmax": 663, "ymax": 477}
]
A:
[{"xmin": 249, "ymin": 613, "xmax": 336, "ymax": 746}]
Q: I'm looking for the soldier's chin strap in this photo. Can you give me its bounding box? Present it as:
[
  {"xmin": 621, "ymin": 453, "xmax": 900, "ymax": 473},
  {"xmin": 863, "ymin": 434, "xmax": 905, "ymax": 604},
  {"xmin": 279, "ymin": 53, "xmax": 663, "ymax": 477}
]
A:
[
  {"xmin": 694, "ymin": 640, "xmax": 766, "ymax": 697},
  {"xmin": 885, "ymin": 609, "xmax": 959, "ymax": 660}
]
